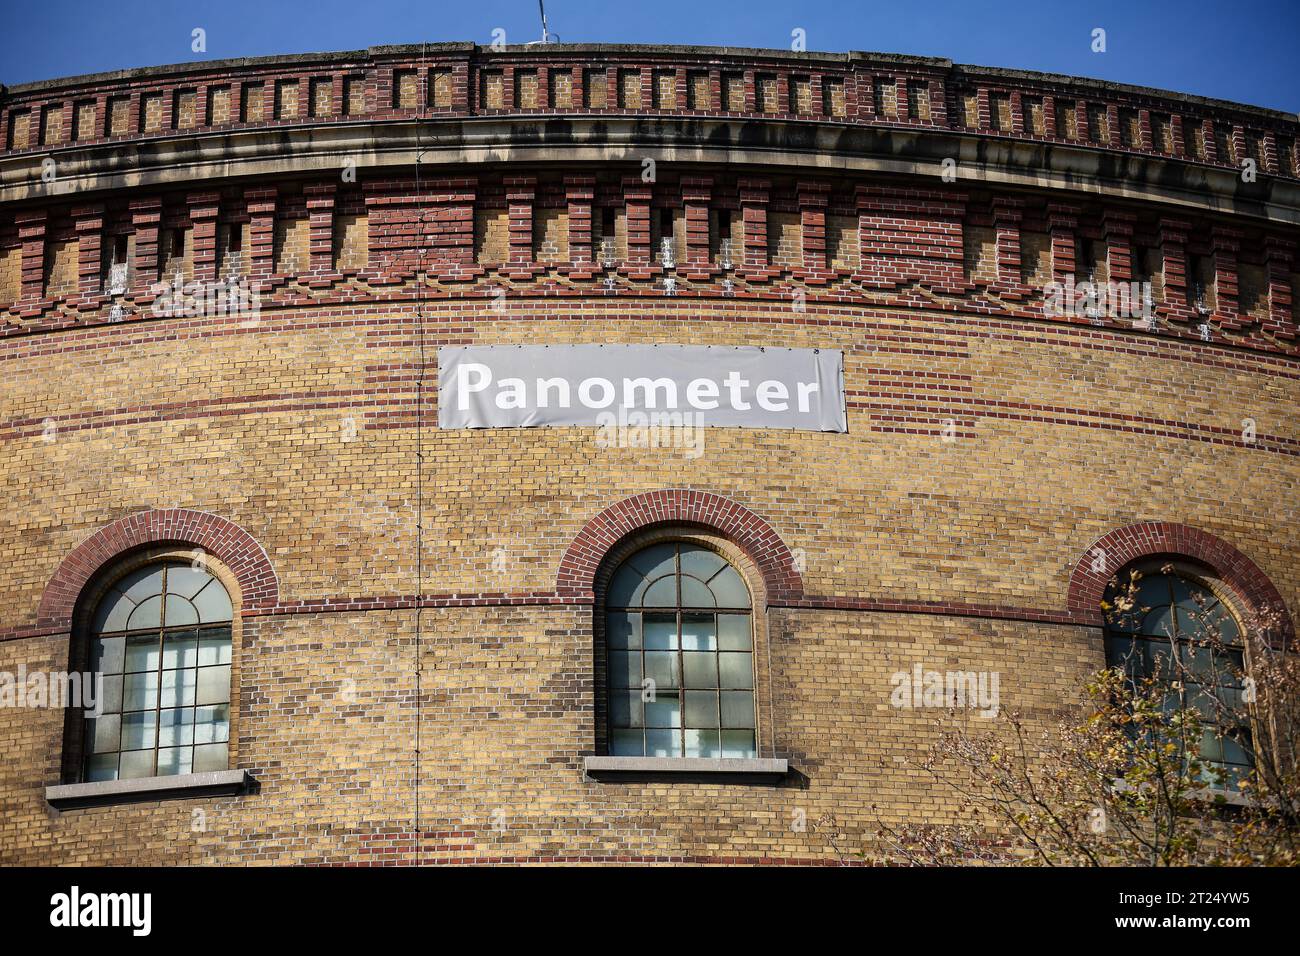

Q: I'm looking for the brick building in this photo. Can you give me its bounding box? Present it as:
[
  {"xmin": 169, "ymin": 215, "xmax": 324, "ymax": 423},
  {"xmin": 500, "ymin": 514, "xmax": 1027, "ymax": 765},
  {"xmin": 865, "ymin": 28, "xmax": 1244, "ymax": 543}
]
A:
[{"xmin": 0, "ymin": 43, "xmax": 1296, "ymax": 864}]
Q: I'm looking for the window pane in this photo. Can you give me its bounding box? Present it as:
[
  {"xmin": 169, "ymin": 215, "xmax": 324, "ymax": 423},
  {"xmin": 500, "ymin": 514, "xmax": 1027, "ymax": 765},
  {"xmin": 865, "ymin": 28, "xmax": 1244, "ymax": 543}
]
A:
[
  {"xmin": 192, "ymin": 743, "xmax": 228, "ymax": 773},
  {"xmin": 721, "ymin": 690, "xmax": 755, "ymax": 728},
  {"xmin": 606, "ymin": 612, "xmax": 638, "ymax": 650},
  {"xmin": 719, "ymin": 652, "xmax": 754, "ymax": 689},
  {"xmin": 608, "ymin": 690, "xmax": 643, "ymax": 727},
  {"xmin": 126, "ymin": 595, "xmax": 164, "ymax": 631},
  {"xmin": 157, "ymin": 746, "xmax": 193, "ymax": 776},
  {"xmin": 680, "ymin": 613, "xmax": 716, "ymax": 651},
  {"xmin": 643, "ymin": 575, "xmax": 677, "ymax": 607},
  {"xmin": 194, "ymin": 704, "xmax": 230, "ymax": 744},
  {"xmin": 164, "ymin": 565, "xmax": 212, "ymax": 599},
  {"xmin": 679, "ymin": 545, "xmax": 725, "ymax": 581},
  {"xmin": 610, "ymin": 728, "xmax": 643, "ymax": 756},
  {"xmin": 120, "ymin": 711, "xmax": 158, "ymax": 750},
  {"xmin": 628, "ymin": 543, "xmax": 676, "ymax": 580},
  {"xmin": 192, "ymin": 579, "xmax": 233, "ymax": 623},
  {"xmin": 99, "ymin": 674, "xmax": 123, "ymax": 713},
  {"xmin": 196, "ymin": 665, "xmax": 230, "ymax": 706},
  {"xmin": 679, "ymin": 576, "xmax": 715, "ymax": 607},
  {"xmin": 644, "ymin": 729, "xmax": 681, "ymax": 757},
  {"xmin": 643, "ymin": 613, "xmax": 677, "ymax": 650},
  {"xmin": 608, "ymin": 651, "xmax": 641, "ymax": 688},
  {"xmin": 607, "ymin": 566, "xmax": 644, "ymax": 607},
  {"xmin": 125, "ymin": 634, "xmax": 161, "ymax": 673},
  {"xmin": 708, "ymin": 565, "xmax": 750, "ymax": 608},
  {"xmin": 86, "ymin": 714, "xmax": 120, "ymax": 754},
  {"xmin": 684, "ymin": 728, "xmax": 721, "ymax": 757},
  {"xmin": 196, "ymin": 629, "xmax": 232, "ymax": 666},
  {"xmin": 92, "ymin": 593, "xmax": 133, "ymax": 634},
  {"xmin": 720, "ymin": 729, "xmax": 756, "ymax": 758},
  {"xmin": 1142, "ymin": 605, "xmax": 1175, "ymax": 638},
  {"xmin": 158, "ymin": 707, "xmax": 195, "ymax": 748},
  {"xmin": 90, "ymin": 635, "xmax": 125, "ymax": 675},
  {"xmin": 119, "ymin": 749, "xmax": 156, "ymax": 779},
  {"xmin": 683, "ymin": 652, "xmax": 718, "ymax": 688},
  {"xmin": 119, "ymin": 566, "xmax": 165, "ymax": 604},
  {"xmin": 161, "ymin": 668, "xmax": 197, "ymax": 708},
  {"xmin": 162, "ymin": 630, "xmax": 199, "ymax": 669},
  {"xmin": 85, "ymin": 753, "xmax": 118, "ymax": 782},
  {"xmin": 163, "ymin": 594, "xmax": 199, "ymax": 628},
  {"xmin": 123, "ymin": 671, "xmax": 159, "ymax": 711},
  {"xmin": 718, "ymin": 614, "xmax": 751, "ymax": 650},
  {"xmin": 684, "ymin": 690, "xmax": 720, "ymax": 727},
  {"xmin": 644, "ymin": 692, "xmax": 681, "ymax": 728},
  {"xmin": 643, "ymin": 651, "xmax": 679, "ymax": 690}
]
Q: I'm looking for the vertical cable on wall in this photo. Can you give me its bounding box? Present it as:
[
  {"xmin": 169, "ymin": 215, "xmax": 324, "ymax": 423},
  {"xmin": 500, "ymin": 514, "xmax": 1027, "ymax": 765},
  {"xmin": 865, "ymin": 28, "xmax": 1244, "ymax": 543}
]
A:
[{"xmin": 413, "ymin": 41, "xmax": 429, "ymax": 868}]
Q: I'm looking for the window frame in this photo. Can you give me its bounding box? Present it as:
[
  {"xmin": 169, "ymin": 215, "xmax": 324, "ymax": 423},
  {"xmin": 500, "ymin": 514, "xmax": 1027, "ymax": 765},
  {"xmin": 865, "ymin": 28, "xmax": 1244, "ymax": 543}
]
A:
[
  {"xmin": 1102, "ymin": 557, "xmax": 1257, "ymax": 789},
  {"xmin": 62, "ymin": 545, "xmax": 244, "ymax": 786},
  {"xmin": 593, "ymin": 527, "xmax": 774, "ymax": 760}
]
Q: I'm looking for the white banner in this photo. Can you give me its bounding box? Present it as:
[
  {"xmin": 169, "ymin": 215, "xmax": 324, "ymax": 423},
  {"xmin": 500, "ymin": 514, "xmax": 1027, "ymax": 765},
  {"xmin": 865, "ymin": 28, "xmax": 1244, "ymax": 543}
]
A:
[{"xmin": 438, "ymin": 344, "xmax": 846, "ymax": 432}]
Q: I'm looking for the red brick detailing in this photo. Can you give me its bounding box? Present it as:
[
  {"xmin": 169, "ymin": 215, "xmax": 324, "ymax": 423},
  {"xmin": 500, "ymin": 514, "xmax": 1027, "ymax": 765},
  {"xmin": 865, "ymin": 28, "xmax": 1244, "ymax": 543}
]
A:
[
  {"xmin": 556, "ymin": 490, "xmax": 804, "ymax": 602},
  {"xmin": 36, "ymin": 508, "xmax": 278, "ymax": 629},
  {"xmin": 1067, "ymin": 521, "xmax": 1293, "ymax": 636}
]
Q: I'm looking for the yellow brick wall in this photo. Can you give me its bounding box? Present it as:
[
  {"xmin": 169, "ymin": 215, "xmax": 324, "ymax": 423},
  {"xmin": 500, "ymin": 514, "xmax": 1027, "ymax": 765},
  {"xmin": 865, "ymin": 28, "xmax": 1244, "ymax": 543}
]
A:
[
  {"xmin": 208, "ymin": 86, "xmax": 232, "ymax": 125},
  {"xmin": 3, "ymin": 301, "xmax": 1294, "ymax": 619},
  {"xmin": 474, "ymin": 208, "xmax": 510, "ymax": 263},
  {"xmin": 43, "ymin": 237, "xmax": 79, "ymax": 299},
  {"xmin": 0, "ymin": 603, "xmax": 1101, "ymax": 864},
  {"xmin": 767, "ymin": 212, "xmax": 802, "ymax": 269},
  {"xmin": 334, "ymin": 213, "xmax": 368, "ymax": 272},
  {"xmin": 0, "ymin": 243, "xmax": 21, "ymax": 305},
  {"xmin": 534, "ymin": 208, "xmax": 569, "ymax": 262},
  {"xmin": 274, "ymin": 216, "xmax": 309, "ymax": 275}
]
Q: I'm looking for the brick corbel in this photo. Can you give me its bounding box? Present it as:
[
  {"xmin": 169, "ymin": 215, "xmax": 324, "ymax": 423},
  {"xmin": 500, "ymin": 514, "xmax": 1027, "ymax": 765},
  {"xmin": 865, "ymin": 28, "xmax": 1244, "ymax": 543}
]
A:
[
  {"xmin": 128, "ymin": 198, "xmax": 161, "ymax": 294},
  {"xmin": 621, "ymin": 176, "xmax": 653, "ymax": 272},
  {"xmin": 72, "ymin": 204, "xmax": 106, "ymax": 298},
  {"xmin": 244, "ymin": 187, "xmax": 277, "ymax": 281},
  {"xmin": 991, "ymin": 197, "xmax": 1023, "ymax": 292},
  {"xmin": 1157, "ymin": 217, "xmax": 1192, "ymax": 318},
  {"xmin": 737, "ymin": 178, "xmax": 771, "ymax": 275},
  {"xmin": 1211, "ymin": 227, "xmax": 1243, "ymax": 329},
  {"xmin": 1263, "ymin": 237, "xmax": 1296, "ymax": 341},
  {"xmin": 564, "ymin": 175, "xmax": 596, "ymax": 272},
  {"xmin": 504, "ymin": 175, "xmax": 537, "ymax": 277},
  {"xmin": 680, "ymin": 176, "xmax": 712, "ymax": 275},
  {"xmin": 1102, "ymin": 210, "xmax": 1136, "ymax": 284},
  {"xmin": 1046, "ymin": 204, "xmax": 1080, "ymax": 284},
  {"xmin": 797, "ymin": 181, "xmax": 830, "ymax": 276},
  {"xmin": 15, "ymin": 209, "xmax": 46, "ymax": 303},
  {"xmin": 303, "ymin": 182, "xmax": 336, "ymax": 274},
  {"xmin": 186, "ymin": 191, "xmax": 221, "ymax": 283}
]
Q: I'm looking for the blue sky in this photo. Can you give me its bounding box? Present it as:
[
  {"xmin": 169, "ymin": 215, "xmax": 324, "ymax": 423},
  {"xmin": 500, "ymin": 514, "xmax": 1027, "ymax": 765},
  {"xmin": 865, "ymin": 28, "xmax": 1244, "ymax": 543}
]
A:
[{"xmin": 2, "ymin": 0, "xmax": 1297, "ymax": 112}]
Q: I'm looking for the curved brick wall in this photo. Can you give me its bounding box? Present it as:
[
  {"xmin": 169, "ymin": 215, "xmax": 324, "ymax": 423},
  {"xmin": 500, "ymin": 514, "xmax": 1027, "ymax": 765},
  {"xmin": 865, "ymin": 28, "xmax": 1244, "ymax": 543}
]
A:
[{"xmin": 0, "ymin": 44, "xmax": 1296, "ymax": 865}]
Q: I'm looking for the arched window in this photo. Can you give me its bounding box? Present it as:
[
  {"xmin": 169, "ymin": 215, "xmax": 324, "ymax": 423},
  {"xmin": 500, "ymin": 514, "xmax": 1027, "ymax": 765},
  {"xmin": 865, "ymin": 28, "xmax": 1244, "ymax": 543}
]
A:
[
  {"xmin": 1103, "ymin": 562, "xmax": 1253, "ymax": 788},
  {"xmin": 604, "ymin": 541, "xmax": 755, "ymax": 758},
  {"xmin": 81, "ymin": 561, "xmax": 233, "ymax": 782}
]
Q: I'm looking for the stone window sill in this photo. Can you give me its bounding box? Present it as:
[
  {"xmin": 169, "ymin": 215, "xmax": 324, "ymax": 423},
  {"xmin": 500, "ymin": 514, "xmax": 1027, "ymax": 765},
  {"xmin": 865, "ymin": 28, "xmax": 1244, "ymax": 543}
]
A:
[
  {"xmin": 46, "ymin": 769, "xmax": 255, "ymax": 810},
  {"xmin": 583, "ymin": 756, "xmax": 788, "ymax": 783}
]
